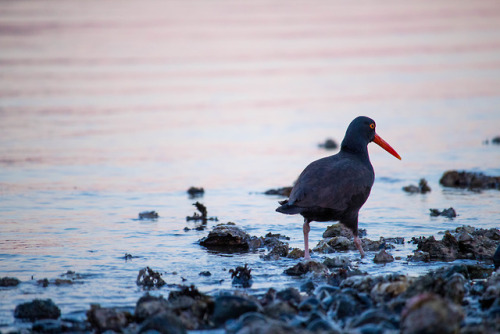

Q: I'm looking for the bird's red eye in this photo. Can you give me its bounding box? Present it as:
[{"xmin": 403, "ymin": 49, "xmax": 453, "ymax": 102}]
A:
[{"xmin": 370, "ymin": 123, "xmax": 375, "ymax": 129}]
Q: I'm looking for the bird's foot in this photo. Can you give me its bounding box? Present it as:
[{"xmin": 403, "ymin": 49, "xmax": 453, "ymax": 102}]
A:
[{"xmin": 354, "ymin": 236, "xmax": 365, "ymax": 258}]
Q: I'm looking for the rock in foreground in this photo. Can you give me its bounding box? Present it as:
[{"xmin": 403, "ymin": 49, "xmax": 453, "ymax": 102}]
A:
[
  {"xmin": 409, "ymin": 226, "xmax": 499, "ymax": 262},
  {"xmin": 199, "ymin": 223, "xmax": 261, "ymax": 252},
  {"xmin": 14, "ymin": 299, "xmax": 61, "ymax": 322}
]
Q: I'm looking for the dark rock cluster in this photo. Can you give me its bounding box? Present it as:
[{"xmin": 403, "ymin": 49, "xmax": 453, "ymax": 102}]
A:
[
  {"xmin": 409, "ymin": 225, "xmax": 500, "ymax": 262},
  {"xmin": 440, "ymin": 170, "xmax": 500, "ymax": 190}
]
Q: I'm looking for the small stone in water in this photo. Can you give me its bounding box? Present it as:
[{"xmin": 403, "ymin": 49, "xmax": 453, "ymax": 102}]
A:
[
  {"xmin": 187, "ymin": 186, "xmax": 204, "ymax": 197},
  {"xmin": 136, "ymin": 267, "xmax": 166, "ymax": 288},
  {"xmin": 318, "ymin": 138, "xmax": 338, "ymax": 150},
  {"xmin": 139, "ymin": 211, "xmax": 159, "ymax": 219},
  {"xmin": 229, "ymin": 264, "xmax": 252, "ymax": 287},
  {"xmin": 429, "ymin": 207, "xmax": 457, "ymax": 218},
  {"xmin": 373, "ymin": 249, "xmax": 395, "ymax": 263}
]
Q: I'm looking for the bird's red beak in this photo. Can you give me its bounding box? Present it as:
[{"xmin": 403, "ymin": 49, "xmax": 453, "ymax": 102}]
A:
[{"xmin": 373, "ymin": 133, "xmax": 401, "ymax": 160}]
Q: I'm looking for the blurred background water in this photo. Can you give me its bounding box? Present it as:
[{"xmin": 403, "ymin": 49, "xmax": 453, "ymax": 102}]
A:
[{"xmin": 1, "ymin": 0, "xmax": 500, "ymax": 329}]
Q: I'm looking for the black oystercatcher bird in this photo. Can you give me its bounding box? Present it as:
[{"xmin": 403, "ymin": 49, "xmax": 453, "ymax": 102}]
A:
[{"xmin": 276, "ymin": 116, "xmax": 401, "ymax": 259}]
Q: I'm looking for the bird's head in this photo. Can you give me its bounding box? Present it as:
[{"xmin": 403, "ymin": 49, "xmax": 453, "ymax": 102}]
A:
[{"xmin": 342, "ymin": 116, "xmax": 401, "ymax": 160}]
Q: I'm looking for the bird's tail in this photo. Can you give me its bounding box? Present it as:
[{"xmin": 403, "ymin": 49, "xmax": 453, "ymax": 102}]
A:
[{"xmin": 276, "ymin": 200, "xmax": 303, "ymax": 215}]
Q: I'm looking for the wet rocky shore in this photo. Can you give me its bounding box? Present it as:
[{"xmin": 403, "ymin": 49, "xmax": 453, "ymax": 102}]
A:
[{"xmin": 3, "ymin": 223, "xmax": 499, "ymax": 334}]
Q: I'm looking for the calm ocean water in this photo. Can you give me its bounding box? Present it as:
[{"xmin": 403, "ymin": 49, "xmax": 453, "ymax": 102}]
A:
[{"xmin": 1, "ymin": 0, "xmax": 500, "ymax": 329}]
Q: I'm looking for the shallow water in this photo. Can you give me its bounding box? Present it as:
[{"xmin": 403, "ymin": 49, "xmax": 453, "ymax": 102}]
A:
[{"xmin": 1, "ymin": 0, "xmax": 500, "ymax": 329}]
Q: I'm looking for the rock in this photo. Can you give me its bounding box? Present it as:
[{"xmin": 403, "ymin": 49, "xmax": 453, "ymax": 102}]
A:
[
  {"xmin": 199, "ymin": 271, "xmax": 211, "ymax": 276},
  {"xmin": 348, "ymin": 308, "xmax": 398, "ymax": 330},
  {"xmin": 263, "ymin": 301, "xmax": 298, "ymax": 321},
  {"xmin": 136, "ymin": 267, "xmax": 166, "ymax": 288},
  {"xmin": 264, "ymin": 186, "xmax": 293, "ymax": 197},
  {"xmin": 323, "ymin": 256, "xmax": 351, "ymax": 269},
  {"xmin": 135, "ymin": 294, "xmax": 171, "ymax": 322},
  {"xmin": 187, "ymin": 186, "xmax": 204, "ymax": 198},
  {"xmin": 440, "ymin": 170, "xmax": 500, "ymax": 190},
  {"xmin": 479, "ymin": 274, "xmax": 500, "ymax": 310},
  {"xmin": 300, "ymin": 280, "xmax": 316, "ymax": 295},
  {"xmin": 212, "ymin": 295, "xmax": 260, "ymax": 326},
  {"xmin": 318, "ymin": 138, "xmax": 338, "ymax": 150},
  {"xmin": 86, "ymin": 304, "xmax": 131, "ymax": 332},
  {"xmin": 167, "ymin": 285, "xmax": 213, "ymax": 329},
  {"xmin": 494, "ymin": 245, "xmax": 500, "ymax": 270},
  {"xmin": 32, "ymin": 319, "xmax": 88, "ymax": 333},
  {"xmin": 307, "ymin": 318, "xmax": 342, "ymax": 333},
  {"xmin": 14, "ymin": 299, "xmax": 61, "ymax": 321},
  {"xmin": 199, "ymin": 223, "xmax": 257, "ymax": 252},
  {"xmin": 283, "ymin": 260, "xmax": 328, "ymax": 276},
  {"xmin": 403, "ymin": 178, "xmax": 432, "ymax": 194},
  {"xmin": 315, "ymin": 235, "xmax": 381, "ymax": 254},
  {"xmin": 404, "ymin": 266, "xmax": 467, "ymax": 304},
  {"xmin": 276, "ymin": 287, "xmax": 302, "ymax": 305},
  {"xmin": 186, "ymin": 201, "xmax": 218, "ymax": 223},
  {"xmin": 229, "ymin": 264, "xmax": 253, "ymax": 288},
  {"xmin": 0, "ymin": 276, "xmax": 20, "ymax": 287},
  {"xmin": 139, "ymin": 211, "xmax": 159, "ymax": 219},
  {"xmin": 373, "ymin": 249, "xmax": 394, "ymax": 263},
  {"xmin": 262, "ymin": 235, "xmax": 290, "ymax": 260},
  {"xmin": 492, "ymin": 136, "xmax": 500, "ymax": 144},
  {"xmin": 429, "ymin": 207, "xmax": 457, "ymax": 218},
  {"xmin": 408, "ymin": 250, "xmax": 430, "ymax": 262},
  {"xmin": 330, "ymin": 289, "xmax": 373, "ymax": 321},
  {"xmin": 287, "ymin": 248, "xmax": 304, "ymax": 259},
  {"xmin": 371, "ymin": 276, "xmax": 412, "ymax": 303},
  {"xmin": 410, "ymin": 226, "xmax": 500, "ymax": 262},
  {"xmin": 401, "ymin": 293, "xmax": 464, "ymax": 334},
  {"xmin": 139, "ymin": 311, "xmax": 186, "ymax": 334},
  {"xmin": 323, "ymin": 223, "xmax": 364, "ymax": 238}
]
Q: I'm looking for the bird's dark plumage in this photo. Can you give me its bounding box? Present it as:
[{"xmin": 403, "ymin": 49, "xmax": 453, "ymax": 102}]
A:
[{"xmin": 276, "ymin": 116, "xmax": 401, "ymax": 259}]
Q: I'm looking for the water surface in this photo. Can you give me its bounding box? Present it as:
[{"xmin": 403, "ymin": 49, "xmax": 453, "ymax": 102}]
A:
[{"xmin": 1, "ymin": 0, "xmax": 500, "ymax": 329}]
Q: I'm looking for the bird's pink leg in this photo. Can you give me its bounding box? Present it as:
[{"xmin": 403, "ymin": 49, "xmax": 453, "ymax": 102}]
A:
[
  {"xmin": 303, "ymin": 219, "xmax": 311, "ymax": 260},
  {"xmin": 354, "ymin": 236, "xmax": 365, "ymax": 258}
]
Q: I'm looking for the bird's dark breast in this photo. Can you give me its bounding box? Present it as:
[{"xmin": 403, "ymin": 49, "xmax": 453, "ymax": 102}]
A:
[{"xmin": 299, "ymin": 207, "xmax": 343, "ymax": 222}]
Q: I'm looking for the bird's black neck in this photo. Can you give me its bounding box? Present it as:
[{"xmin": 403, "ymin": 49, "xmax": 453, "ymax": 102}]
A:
[{"xmin": 340, "ymin": 137, "xmax": 370, "ymax": 161}]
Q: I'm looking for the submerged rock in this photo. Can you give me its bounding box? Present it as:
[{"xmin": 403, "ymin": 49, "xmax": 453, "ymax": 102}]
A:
[
  {"xmin": 403, "ymin": 178, "xmax": 431, "ymax": 194},
  {"xmin": 429, "ymin": 207, "xmax": 457, "ymax": 218},
  {"xmin": 440, "ymin": 170, "xmax": 500, "ymax": 190},
  {"xmin": 199, "ymin": 223, "xmax": 260, "ymax": 252},
  {"xmin": 401, "ymin": 293, "xmax": 464, "ymax": 334},
  {"xmin": 14, "ymin": 299, "xmax": 61, "ymax": 322}
]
